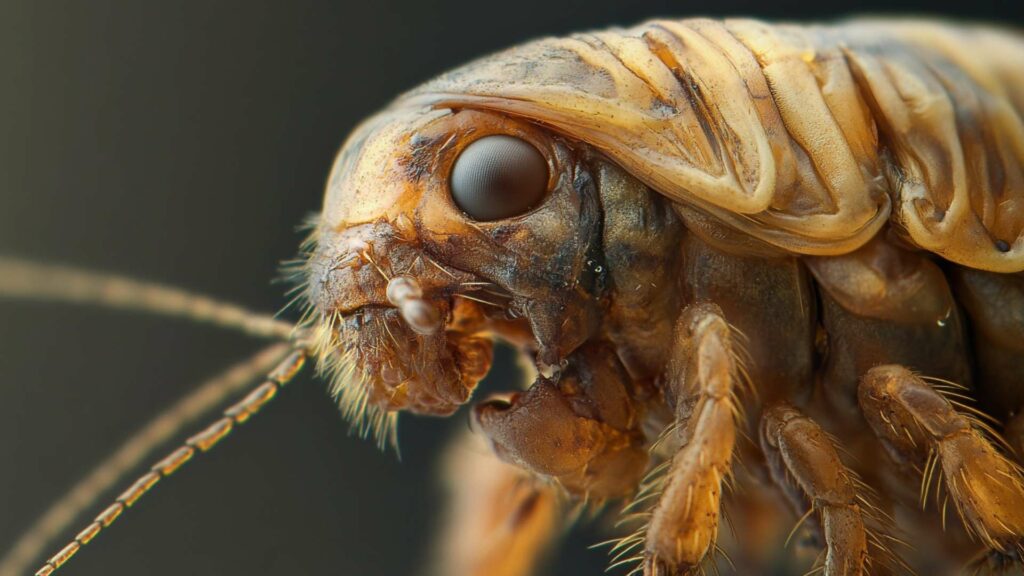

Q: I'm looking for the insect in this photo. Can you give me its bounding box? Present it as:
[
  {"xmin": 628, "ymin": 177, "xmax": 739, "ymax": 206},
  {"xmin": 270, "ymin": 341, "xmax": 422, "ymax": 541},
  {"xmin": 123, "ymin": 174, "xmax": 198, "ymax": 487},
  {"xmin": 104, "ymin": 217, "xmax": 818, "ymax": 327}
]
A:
[{"xmin": 3, "ymin": 15, "xmax": 1024, "ymax": 576}]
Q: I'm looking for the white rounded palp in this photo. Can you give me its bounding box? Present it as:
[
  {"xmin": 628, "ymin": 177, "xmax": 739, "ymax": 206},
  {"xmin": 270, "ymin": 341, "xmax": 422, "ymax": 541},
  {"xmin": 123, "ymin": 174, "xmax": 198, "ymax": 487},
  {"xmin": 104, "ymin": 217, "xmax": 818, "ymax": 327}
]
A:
[
  {"xmin": 386, "ymin": 276, "xmax": 423, "ymax": 307},
  {"xmin": 401, "ymin": 299, "xmax": 441, "ymax": 335}
]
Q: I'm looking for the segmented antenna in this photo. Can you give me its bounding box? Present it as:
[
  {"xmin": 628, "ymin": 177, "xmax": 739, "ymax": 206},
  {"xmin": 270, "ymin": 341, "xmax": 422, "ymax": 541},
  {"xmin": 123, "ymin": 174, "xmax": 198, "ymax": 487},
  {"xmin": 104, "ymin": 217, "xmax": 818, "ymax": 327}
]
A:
[
  {"xmin": 0, "ymin": 343, "xmax": 294, "ymax": 576},
  {"xmin": 31, "ymin": 348, "xmax": 308, "ymax": 576},
  {"xmin": 0, "ymin": 256, "xmax": 293, "ymax": 340}
]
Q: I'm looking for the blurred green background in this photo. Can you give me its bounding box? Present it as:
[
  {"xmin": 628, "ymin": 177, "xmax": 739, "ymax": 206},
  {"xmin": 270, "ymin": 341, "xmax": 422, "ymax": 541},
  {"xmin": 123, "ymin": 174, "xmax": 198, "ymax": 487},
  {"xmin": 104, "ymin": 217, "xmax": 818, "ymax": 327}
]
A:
[{"xmin": 0, "ymin": 2, "xmax": 1020, "ymax": 575}]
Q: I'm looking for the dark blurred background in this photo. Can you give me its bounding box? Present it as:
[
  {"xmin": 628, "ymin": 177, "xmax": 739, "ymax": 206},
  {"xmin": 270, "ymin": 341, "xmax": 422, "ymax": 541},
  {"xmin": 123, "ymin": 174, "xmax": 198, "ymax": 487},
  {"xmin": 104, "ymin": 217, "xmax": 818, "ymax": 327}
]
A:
[{"xmin": 0, "ymin": 2, "xmax": 1020, "ymax": 575}]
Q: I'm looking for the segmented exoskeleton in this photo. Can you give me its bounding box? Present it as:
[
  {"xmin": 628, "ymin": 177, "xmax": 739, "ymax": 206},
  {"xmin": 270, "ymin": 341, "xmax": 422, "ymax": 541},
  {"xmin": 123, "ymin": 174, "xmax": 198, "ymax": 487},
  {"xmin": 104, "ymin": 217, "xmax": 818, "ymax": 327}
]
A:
[{"xmin": 5, "ymin": 16, "xmax": 1024, "ymax": 576}]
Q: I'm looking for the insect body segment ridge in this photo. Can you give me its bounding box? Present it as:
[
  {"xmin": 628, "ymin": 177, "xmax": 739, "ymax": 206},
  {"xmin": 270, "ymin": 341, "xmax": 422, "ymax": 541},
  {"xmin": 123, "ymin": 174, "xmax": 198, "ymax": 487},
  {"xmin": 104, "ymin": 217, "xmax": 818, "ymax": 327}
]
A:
[
  {"xmin": 10, "ymin": 15, "xmax": 1024, "ymax": 576},
  {"xmin": 408, "ymin": 18, "xmax": 1024, "ymax": 271}
]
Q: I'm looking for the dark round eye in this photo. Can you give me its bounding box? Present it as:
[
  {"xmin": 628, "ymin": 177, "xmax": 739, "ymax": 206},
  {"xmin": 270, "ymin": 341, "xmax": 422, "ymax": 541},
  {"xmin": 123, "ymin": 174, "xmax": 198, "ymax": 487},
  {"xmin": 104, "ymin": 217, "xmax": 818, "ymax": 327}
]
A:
[{"xmin": 449, "ymin": 135, "xmax": 549, "ymax": 221}]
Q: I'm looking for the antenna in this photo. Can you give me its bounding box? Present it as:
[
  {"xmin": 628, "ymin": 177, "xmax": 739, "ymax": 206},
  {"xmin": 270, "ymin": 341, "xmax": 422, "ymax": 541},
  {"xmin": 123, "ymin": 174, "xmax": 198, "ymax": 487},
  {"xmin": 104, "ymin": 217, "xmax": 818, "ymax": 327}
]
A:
[
  {"xmin": 0, "ymin": 256, "xmax": 293, "ymax": 340},
  {"xmin": 30, "ymin": 348, "xmax": 308, "ymax": 576},
  {"xmin": 0, "ymin": 343, "xmax": 296, "ymax": 576}
]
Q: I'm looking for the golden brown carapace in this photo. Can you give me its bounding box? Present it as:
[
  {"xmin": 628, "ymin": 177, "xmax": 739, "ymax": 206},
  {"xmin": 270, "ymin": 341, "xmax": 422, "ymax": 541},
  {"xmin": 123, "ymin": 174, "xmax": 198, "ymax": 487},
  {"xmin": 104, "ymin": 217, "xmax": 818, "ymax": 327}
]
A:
[{"xmin": 11, "ymin": 16, "xmax": 1024, "ymax": 576}]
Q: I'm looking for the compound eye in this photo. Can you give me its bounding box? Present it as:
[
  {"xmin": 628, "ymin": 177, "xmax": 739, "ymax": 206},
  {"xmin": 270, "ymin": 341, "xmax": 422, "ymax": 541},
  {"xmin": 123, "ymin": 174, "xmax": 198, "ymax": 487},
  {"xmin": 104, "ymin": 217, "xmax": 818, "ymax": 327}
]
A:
[{"xmin": 449, "ymin": 135, "xmax": 549, "ymax": 221}]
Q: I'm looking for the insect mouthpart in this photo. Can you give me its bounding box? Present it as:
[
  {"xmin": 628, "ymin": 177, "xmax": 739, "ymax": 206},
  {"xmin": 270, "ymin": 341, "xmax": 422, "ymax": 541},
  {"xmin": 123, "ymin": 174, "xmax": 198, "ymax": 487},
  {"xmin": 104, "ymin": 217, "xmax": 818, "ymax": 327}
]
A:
[
  {"xmin": 325, "ymin": 302, "xmax": 493, "ymax": 416},
  {"xmin": 307, "ymin": 223, "xmax": 499, "ymax": 442},
  {"xmin": 385, "ymin": 276, "xmax": 442, "ymax": 335}
]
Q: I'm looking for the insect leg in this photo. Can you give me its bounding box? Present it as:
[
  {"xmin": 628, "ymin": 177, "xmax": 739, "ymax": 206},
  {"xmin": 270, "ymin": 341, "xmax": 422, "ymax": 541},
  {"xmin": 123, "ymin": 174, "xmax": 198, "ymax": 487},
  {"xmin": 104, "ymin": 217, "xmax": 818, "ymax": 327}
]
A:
[
  {"xmin": 432, "ymin": 430, "xmax": 561, "ymax": 576},
  {"xmin": 0, "ymin": 256, "xmax": 293, "ymax": 339},
  {"xmin": 859, "ymin": 365, "xmax": 1024, "ymax": 560},
  {"xmin": 0, "ymin": 343, "xmax": 293, "ymax": 576},
  {"xmin": 642, "ymin": 303, "xmax": 741, "ymax": 576},
  {"xmin": 760, "ymin": 403, "xmax": 878, "ymax": 576}
]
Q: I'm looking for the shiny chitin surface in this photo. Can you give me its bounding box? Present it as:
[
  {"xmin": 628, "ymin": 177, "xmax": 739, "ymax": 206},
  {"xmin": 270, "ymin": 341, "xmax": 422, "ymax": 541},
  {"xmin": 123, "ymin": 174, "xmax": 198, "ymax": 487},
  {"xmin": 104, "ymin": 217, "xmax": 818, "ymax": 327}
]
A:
[{"xmin": 306, "ymin": 17, "xmax": 1024, "ymax": 576}]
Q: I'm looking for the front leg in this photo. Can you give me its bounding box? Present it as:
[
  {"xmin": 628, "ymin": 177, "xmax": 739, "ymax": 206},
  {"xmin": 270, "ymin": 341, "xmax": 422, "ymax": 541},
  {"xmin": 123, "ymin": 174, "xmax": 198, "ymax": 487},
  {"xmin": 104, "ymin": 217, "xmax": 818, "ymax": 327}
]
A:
[
  {"xmin": 643, "ymin": 303, "xmax": 742, "ymax": 576},
  {"xmin": 472, "ymin": 342, "xmax": 648, "ymax": 500}
]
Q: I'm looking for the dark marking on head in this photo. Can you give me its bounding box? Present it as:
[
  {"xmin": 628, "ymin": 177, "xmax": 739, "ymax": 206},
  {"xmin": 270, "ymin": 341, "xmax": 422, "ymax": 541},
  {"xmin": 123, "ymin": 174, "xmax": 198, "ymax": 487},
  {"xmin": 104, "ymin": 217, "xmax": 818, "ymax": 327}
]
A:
[{"xmin": 402, "ymin": 133, "xmax": 443, "ymax": 181}]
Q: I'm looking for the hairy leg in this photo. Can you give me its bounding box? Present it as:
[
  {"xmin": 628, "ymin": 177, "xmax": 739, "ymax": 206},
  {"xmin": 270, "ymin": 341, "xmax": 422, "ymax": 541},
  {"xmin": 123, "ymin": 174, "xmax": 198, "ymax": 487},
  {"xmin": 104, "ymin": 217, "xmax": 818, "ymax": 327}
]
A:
[
  {"xmin": 859, "ymin": 365, "xmax": 1024, "ymax": 559},
  {"xmin": 641, "ymin": 303, "xmax": 740, "ymax": 576},
  {"xmin": 433, "ymin": 430, "xmax": 561, "ymax": 576},
  {"xmin": 760, "ymin": 404, "xmax": 882, "ymax": 576}
]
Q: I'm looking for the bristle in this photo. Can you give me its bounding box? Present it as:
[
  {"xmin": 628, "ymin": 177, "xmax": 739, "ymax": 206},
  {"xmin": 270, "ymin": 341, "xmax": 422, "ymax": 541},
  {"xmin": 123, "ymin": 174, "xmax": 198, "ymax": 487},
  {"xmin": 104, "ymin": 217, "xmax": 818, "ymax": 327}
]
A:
[
  {"xmin": 313, "ymin": 315, "xmax": 399, "ymax": 451},
  {"xmin": 285, "ymin": 227, "xmax": 402, "ymax": 452},
  {"xmin": 276, "ymin": 221, "xmax": 320, "ymax": 328},
  {"xmin": 594, "ymin": 441, "xmax": 673, "ymax": 573},
  {"xmin": 920, "ymin": 449, "xmax": 938, "ymax": 510},
  {"xmin": 844, "ymin": 459, "xmax": 914, "ymax": 574},
  {"xmin": 601, "ymin": 317, "xmax": 746, "ymax": 575}
]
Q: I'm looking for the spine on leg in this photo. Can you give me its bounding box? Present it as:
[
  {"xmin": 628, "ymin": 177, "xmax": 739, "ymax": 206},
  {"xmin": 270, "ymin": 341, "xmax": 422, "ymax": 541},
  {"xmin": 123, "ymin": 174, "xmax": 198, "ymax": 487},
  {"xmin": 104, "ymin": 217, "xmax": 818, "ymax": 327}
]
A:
[
  {"xmin": 859, "ymin": 365, "xmax": 1024, "ymax": 557},
  {"xmin": 643, "ymin": 304, "xmax": 740, "ymax": 575}
]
